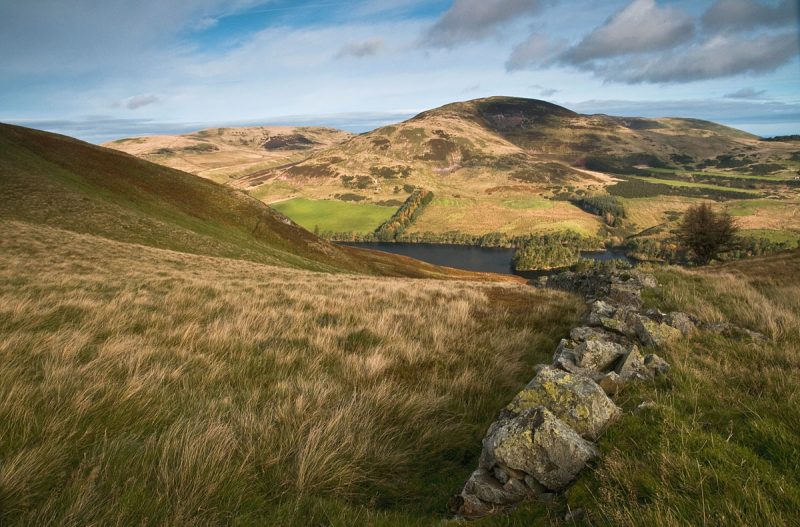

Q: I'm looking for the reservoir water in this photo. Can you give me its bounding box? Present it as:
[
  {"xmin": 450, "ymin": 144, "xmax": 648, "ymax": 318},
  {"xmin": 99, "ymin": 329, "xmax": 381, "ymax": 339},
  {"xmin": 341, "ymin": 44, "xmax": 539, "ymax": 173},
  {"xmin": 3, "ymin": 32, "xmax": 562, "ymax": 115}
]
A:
[{"xmin": 340, "ymin": 242, "xmax": 632, "ymax": 277}]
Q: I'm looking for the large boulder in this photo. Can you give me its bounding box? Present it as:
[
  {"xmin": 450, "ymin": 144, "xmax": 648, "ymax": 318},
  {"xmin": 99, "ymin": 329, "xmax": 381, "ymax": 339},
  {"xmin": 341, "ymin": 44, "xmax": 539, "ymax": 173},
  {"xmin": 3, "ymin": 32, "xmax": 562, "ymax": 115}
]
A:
[
  {"xmin": 505, "ymin": 366, "xmax": 621, "ymax": 439},
  {"xmin": 481, "ymin": 407, "xmax": 599, "ymax": 491},
  {"xmin": 634, "ymin": 315, "xmax": 682, "ymax": 348}
]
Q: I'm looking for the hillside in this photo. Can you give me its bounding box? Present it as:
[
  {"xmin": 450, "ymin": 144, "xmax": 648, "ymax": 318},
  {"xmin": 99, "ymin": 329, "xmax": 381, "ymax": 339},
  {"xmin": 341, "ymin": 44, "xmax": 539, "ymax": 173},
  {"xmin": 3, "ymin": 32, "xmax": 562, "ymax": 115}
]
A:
[
  {"xmin": 227, "ymin": 97, "xmax": 798, "ymax": 240},
  {"xmin": 0, "ymin": 123, "xmax": 510, "ymax": 280},
  {"xmin": 104, "ymin": 126, "xmax": 353, "ymax": 183},
  {"xmin": 0, "ymin": 192, "xmax": 583, "ymax": 526}
]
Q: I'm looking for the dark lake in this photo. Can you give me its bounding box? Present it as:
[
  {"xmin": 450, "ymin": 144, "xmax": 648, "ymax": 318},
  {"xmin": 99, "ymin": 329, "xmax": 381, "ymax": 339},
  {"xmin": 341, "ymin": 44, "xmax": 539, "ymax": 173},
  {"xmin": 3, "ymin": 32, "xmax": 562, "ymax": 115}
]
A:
[{"xmin": 339, "ymin": 242, "xmax": 632, "ymax": 278}]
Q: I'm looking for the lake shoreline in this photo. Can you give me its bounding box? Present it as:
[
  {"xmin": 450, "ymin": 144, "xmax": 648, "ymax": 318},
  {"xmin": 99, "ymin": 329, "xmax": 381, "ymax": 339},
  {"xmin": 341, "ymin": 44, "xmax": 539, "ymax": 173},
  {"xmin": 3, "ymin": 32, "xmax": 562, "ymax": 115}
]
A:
[{"xmin": 338, "ymin": 242, "xmax": 634, "ymax": 278}]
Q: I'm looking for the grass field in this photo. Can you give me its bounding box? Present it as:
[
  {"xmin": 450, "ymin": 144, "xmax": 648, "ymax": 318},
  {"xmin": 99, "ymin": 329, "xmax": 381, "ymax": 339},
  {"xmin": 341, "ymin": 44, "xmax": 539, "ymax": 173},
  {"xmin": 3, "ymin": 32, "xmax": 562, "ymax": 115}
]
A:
[
  {"xmin": 560, "ymin": 252, "xmax": 800, "ymax": 526},
  {"xmin": 0, "ymin": 219, "xmax": 582, "ymax": 526},
  {"xmin": 739, "ymin": 229, "xmax": 800, "ymax": 247},
  {"xmin": 408, "ymin": 196, "xmax": 602, "ymax": 237},
  {"xmin": 628, "ymin": 176, "xmax": 762, "ymax": 195},
  {"xmin": 271, "ymin": 198, "xmax": 397, "ymax": 234}
]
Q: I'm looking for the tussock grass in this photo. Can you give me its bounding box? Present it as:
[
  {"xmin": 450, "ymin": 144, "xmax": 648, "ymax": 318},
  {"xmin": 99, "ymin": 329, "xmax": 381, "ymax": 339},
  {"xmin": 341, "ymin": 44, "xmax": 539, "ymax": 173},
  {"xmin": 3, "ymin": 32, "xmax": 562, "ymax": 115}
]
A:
[
  {"xmin": 0, "ymin": 220, "xmax": 581, "ymax": 525},
  {"xmin": 563, "ymin": 252, "xmax": 800, "ymax": 526}
]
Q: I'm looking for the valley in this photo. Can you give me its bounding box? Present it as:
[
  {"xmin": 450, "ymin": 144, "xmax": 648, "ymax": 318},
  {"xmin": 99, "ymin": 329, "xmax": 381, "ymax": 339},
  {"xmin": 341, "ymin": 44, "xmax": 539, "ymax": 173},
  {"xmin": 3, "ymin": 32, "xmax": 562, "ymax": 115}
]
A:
[{"xmin": 107, "ymin": 97, "xmax": 800, "ymax": 269}]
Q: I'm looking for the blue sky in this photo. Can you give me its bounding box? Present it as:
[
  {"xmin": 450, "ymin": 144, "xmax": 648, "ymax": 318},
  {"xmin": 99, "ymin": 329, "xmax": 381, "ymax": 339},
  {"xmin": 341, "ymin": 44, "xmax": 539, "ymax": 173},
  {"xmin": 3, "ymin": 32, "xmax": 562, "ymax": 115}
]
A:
[{"xmin": 1, "ymin": 0, "xmax": 798, "ymax": 143}]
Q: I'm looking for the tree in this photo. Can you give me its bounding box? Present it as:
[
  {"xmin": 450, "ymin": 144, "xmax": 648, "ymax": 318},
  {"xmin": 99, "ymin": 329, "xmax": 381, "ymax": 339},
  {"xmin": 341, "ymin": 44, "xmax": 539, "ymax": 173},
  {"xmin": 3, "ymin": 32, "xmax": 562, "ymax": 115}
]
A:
[{"xmin": 678, "ymin": 203, "xmax": 738, "ymax": 265}]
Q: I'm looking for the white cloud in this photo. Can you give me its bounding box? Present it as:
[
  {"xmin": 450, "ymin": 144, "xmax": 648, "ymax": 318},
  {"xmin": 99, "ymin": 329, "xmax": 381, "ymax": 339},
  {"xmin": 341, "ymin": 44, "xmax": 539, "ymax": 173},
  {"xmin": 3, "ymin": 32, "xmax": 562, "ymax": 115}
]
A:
[
  {"xmin": 421, "ymin": 0, "xmax": 554, "ymax": 48},
  {"xmin": 610, "ymin": 31, "xmax": 799, "ymax": 84},
  {"xmin": 563, "ymin": 0, "xmax": 695, "ymax": 64}
]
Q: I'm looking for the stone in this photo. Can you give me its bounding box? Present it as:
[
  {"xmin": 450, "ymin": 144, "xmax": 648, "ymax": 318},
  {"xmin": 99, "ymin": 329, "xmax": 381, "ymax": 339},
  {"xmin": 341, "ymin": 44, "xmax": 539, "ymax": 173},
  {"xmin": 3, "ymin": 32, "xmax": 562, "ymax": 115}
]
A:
[
  {"xmin": 598, "ymin": 315, "xmax": 635, "ymax": 337},
  {"xmin": 570, "ymin": 326, "xmax": 626, "ymax": 345},
  {"xmin": 482, "ymin": 407, "xmax": 599, "ymax": 491},
  {"xmin": 587, "ymin": 300, "xmax": 615, "ymax": 326},
  {"xmin": 634, "ymin": 315, "xmax": 682, "ymax": 347},
  {"xmin": 615, "ymin": 346, "xmax": 650, "ymax": 381},
  {"xmin": 462, "ymin": 468, "xmax": 528, "ymax": 505},
  {"xmin": 644, "ymin": 354, "xmax": 671, "ymax": 377},
  {"xmin": 552, "ymin": 339, "xmax": 583, "ymax": 374},
  {"xmin": 451, "ymin": 493, "xmax": 493, "ymax": 519},
  {"xmin": 664, "ymin": 312, "xmax": 696, "ymax": 336},
  {"xmin": 608, "ymin": 282, "xmax": 643, "ymax": 308},
  {"xmin": 597, "ymin": 371, "xmax": 625, "ymax": 395},
  {"xmin": 524, "ymin": 475, "xmax": 548, "ymax": 494},
  {"xmin": 703, "ymin": 322, "xmax": 767, "ymax": 342},
  {"xmin": 506, "ymin": 366, "xmax": 621, "ymax": 439},
  {"xmin": 572, "ymin": 339, "xmax": 628, "ymax": 373},
  {"xmin": 633, "ymin": 272, "xmax": 658, "ymax": 289},
  {"xmin": 645, "ymin": 308, "xmax": 666, "ymax": 322}
]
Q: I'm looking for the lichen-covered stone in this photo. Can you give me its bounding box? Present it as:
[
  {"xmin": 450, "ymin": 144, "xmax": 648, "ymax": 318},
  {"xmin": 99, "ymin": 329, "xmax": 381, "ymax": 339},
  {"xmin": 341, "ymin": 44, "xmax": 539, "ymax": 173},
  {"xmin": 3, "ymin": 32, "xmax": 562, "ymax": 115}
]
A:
[
  {"xmin": 572, "ymin": 339, "xmax": 627, "ymax": 373},
  {"xmin": 505, "ymin": 366, "xmax": 620, "ymax": 439},
  {"xmin": 634, "ymin": 316, "xmax": 682, "ymax": 347},
  {"xmin": 615, "ymin": 345, "xmax": 650, "ymax": 381},
  {"xmin": 482, "ymin": 407, "xmax": 599, "ymax": 491},
  {"xmin": 587, "ymin": 300, "xmax": 615, "ymax": 326}
]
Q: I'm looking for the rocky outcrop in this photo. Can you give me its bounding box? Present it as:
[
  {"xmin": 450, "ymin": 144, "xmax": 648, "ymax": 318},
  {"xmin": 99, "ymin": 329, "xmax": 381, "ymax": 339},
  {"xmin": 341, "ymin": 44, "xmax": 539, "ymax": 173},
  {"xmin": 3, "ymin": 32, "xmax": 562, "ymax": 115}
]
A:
[{"xmin": 453, "ymin": 265, "xmax": 690, "ymax": 520}]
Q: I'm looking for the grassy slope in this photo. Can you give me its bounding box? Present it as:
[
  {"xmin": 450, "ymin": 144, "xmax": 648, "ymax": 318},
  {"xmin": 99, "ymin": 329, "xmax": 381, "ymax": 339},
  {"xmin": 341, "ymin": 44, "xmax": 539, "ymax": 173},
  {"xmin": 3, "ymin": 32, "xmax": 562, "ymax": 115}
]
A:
[
  {"xmin": 0, "ymin": 219, "xmax": 582, "ymax": 525},
  {"xmin": 272, "ymin": 198, "xmax": 396, "ymax": 234},
  {"xmin": 103, "ymin": 126, "xmax": 353, "ymax": 183},
  {"xmin": 0, "ymin": 123, "xmax": 511, "ymax": 281},
  {"xmin": 558, "ymin": 251, "xmax": 800, "ymax": 526}
]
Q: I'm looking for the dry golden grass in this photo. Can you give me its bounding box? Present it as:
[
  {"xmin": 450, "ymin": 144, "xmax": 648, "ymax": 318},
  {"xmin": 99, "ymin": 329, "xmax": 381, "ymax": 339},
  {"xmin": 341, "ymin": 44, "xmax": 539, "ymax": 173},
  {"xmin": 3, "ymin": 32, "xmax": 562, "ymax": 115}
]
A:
[
  {"xmin": 104, "ymin": 127, "xmax": 352, "ymax": 184},
  {"xmin": 0, "ymin": 219, "xmax": 581, "ymax": 525}
]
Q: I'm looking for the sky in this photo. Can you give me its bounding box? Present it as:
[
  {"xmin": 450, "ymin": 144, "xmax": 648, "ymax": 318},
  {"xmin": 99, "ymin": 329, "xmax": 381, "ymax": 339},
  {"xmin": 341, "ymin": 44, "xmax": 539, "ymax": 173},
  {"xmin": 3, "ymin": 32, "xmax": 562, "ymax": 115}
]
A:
[{"xmin": 1, "ymin": 0, "xmax": 798, "ymax": 143}]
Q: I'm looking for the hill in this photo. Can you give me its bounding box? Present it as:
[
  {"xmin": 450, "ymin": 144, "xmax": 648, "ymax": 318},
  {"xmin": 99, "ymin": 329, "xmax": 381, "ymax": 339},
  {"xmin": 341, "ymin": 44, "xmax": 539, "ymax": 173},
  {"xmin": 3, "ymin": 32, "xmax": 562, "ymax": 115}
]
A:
[
  {"xmin": 104, "ymin": 97, "xmax": 800, "ymax": 247},
  {"xmin": 0, "ymin": 123, "xmax": 511, "ymax": 280},
  {"xmin": 230, "ymin": 97, "xmax": 797, "ymax": 240},
  {"xmin": 104, "ymin": 126, "xmax": 352, "ymax": 183}
]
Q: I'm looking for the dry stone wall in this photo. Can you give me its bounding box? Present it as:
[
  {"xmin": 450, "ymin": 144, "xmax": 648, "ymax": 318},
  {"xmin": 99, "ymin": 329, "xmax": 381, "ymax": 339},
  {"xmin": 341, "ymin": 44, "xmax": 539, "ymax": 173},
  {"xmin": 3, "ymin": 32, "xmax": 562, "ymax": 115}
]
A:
[{"xmin": 451, "ymin": 267, "xmax": 690, "ymax": 520}]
